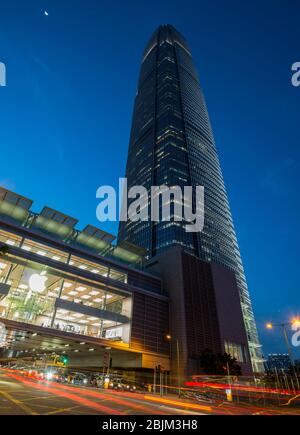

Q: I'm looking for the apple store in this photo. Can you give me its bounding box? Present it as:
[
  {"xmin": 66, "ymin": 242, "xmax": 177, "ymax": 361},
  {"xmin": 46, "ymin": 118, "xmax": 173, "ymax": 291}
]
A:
[{"xmin": 0, "ymin": 187, "xmax": 170, "ymax": 374}]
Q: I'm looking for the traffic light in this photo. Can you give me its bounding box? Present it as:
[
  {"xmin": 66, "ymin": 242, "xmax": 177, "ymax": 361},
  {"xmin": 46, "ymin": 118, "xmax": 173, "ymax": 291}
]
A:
[
  {"xmin": 61, "ymin": 355, "xmax": 69, "ymax": 366},
  {"xmin": 54, "ymin": 355, "xmax": 69, "ymax": 367}
]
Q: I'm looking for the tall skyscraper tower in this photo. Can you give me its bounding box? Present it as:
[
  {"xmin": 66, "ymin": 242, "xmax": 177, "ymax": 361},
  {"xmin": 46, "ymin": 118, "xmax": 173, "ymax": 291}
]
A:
[{"xmin": 118, "ymin": 25, "xmax": 263, "ymax": 372}]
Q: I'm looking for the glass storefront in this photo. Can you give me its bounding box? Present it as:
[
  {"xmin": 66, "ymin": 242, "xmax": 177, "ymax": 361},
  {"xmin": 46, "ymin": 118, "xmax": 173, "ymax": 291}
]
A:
[{"xmin": 0, "ymin": 253, "xmax": 132, "ymax": 345}]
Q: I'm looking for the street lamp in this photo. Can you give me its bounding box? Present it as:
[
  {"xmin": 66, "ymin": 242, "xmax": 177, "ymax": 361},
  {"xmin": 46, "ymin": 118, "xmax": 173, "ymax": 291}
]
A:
[
  {"xmin": 265, "ymin": 319, "xmax": 300, "ymax": 390},
  {"xmin": 166, "ymin": 334, "xmax": 181, "ymax": 397}
]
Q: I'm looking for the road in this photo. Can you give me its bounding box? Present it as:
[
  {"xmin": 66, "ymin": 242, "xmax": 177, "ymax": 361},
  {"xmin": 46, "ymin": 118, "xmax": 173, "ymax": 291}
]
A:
[
  {"xmin": 0, "ymin": 370, "xmax": 299, "ymax": 415},
  {"xmin": 0, "ymin": 370, "xmax": 208, "ymax": 415}
]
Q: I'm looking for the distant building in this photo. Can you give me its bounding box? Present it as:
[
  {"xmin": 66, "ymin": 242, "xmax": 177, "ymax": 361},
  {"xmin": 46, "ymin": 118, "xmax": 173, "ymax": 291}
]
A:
[{"xmin": 265, "ymin": 354, "xmax": 292, "ymax": 372}]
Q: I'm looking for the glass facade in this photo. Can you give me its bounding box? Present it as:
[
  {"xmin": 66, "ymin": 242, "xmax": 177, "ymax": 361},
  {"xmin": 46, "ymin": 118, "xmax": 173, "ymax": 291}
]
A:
[
  {"xmin": 0, "ymin": 230, "xmax": 132, "ymax": 345},
  {"xmin": 118, "ymin": 25, "xmax": 263, "ymax": 372}
]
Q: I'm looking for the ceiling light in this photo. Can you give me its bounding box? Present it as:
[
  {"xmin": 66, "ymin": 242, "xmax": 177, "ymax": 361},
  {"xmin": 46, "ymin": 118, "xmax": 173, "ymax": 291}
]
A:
[
  {"xmin": 63, "ymin": 282, "xmax": 73, "ymax": 288},
  {"xmin": 81, "ymin": 295, "xmax": 91, "ymax": 299},
  {"xmin": 76, "ymin": 286, "xmax": 86, "ymax": 292},
  {"xmin": 37, "ymin": 250, "xmax": 46, "ymax": 256},
  {"xmin": 90, "ymin": 291, "xmax": 99, "ymax": 296},
  {"xmin": 6, "ymin": 240, "xmax": 15, "ymax": 246},
  {"xmin": 21, "ymin": 245, "xmax": 31, "ymax": 251},
  {"xmin": 19, "ymin": 284, "xmax": 28, "ymax": 290}
]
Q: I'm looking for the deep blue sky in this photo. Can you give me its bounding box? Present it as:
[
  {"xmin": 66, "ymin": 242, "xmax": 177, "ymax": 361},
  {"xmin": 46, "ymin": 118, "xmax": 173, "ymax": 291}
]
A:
[{"xmin": 0, "ymin": 0, "xmax": 299, "ymax": 357}]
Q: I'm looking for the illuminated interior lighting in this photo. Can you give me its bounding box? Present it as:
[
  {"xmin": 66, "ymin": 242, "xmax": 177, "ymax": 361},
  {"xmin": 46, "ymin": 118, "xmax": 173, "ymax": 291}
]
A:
[
  {"xmin": 63, "ymin": 282, "xmax": 72, "ymax": 288},
  {"xmin": 61, "ymin": 295, "xmax": 69, "ymax": 300},
  {"xmin": 37, "ymin": 250, "xmax": 46, "ymax": 256},
  {"xmin": 89, "ymin": 290, "xmax": 99, "ymax": 296},
  {"xmin": 68, "ymin": 291, "xmax": 78, "ymax": 296},
  {"xmin": 19, "ymin": 284, "xmax": 28, "ymax": 290},
  {"xmin": 21, "ymin": 245, "xmax": 31, "ymax": 251},
  {"xmin": 81, "ymin": 294, "xmax": 91, "ymax": 299},
  {"xmin": 73, "ymin": 313, "xmax": 84, "ymax": 318},
  {"xmin": 94, "ymin": 298, "xmax": 103, "ymax": 303},
  {"xmin": 78, "ymin": 265, "xmax": 87, "ymax": 270},
  {"xmin": 76, "ymin": 286, "xmax": 86, "ymax": 292},
  {"xmin": 57, "ymin": 309, "xmax": 67, "ymax": 314},
  {"xmin": 91, "ymin": 269, "xmax": 99, "ymax": 274},
  {"xmin": 79, "ymin": 320, "xmax": 88, "ymax": 324},
  {"xmin": 6, "ymin": 240, "xmax": 15, "ymax": 246},
  {"xmin": 52, "ymin": 256, "xmax": 61, "ymax": 261},
  {"xmin": 0, "ymin": 262, "xmax": 7, "ymax": 269}
]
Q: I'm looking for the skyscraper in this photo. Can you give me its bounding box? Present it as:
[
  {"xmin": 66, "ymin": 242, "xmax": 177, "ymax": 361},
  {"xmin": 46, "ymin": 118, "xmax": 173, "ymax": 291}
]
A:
[{"xmin": 118, "ymin": 25, "xmax": 263, "ymax": 372}]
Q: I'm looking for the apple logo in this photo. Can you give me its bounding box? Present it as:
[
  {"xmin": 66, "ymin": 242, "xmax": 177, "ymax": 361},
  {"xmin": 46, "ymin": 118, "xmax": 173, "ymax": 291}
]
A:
[{"xmin": 29, "ymin": 272, "xmax": 48, "ymax": 293}]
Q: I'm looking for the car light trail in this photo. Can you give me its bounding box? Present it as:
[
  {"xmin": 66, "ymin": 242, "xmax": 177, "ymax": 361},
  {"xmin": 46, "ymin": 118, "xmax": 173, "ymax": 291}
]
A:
[
  {"xmin": 185, "ymin": 381, "xmax": 294, "ymax": 396},
  {"xmin": 38, "ymin": 379, "xmax": 168, "ymax": 415},
  {"xmin": 5, "ymin": 373, "xmax": 122, "ymax": 415}
]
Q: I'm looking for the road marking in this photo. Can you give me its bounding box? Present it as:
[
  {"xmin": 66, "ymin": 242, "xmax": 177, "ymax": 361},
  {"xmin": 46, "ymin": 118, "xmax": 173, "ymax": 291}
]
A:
[
  {"xmin": 144, "ymin": 395, "xmax": 212, "ymax": 412},
  {"xmin": 0, "ymin": 389, "xmax": 39, "ymax": 415},
  {"xmin": 21, "ymin": 394, "xmax": 61, "ymax": 403},
  {"xmin": 159, "ymin": 405, "xmax": 205, "ymax": 415},
  {"xmin": 44, "ymin": 405, "xmax": 82, "ymax": 415}
]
